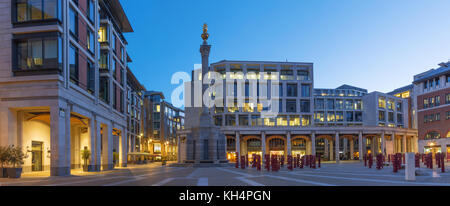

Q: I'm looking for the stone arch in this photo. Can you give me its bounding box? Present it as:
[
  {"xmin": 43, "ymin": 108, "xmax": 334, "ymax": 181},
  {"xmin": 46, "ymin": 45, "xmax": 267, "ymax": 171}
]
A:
[{"xmin": 316, "ymin": 135, "xmax": 333, "ymax": 141}]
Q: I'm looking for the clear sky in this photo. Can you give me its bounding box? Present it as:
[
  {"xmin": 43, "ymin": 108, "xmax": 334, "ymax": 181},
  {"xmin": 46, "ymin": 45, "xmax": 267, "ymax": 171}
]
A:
[{"xmin": 121, "ymin": 0, "xmax": 450, "ymax": 102}]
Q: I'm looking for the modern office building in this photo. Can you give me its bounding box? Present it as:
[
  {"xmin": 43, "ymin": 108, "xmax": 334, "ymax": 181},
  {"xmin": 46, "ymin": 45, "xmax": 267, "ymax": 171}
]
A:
[
  {"xmin": 412, "ymin": 61, "xmax": 450, "ymax": 157},
  {"xmin": 193, "ymin": 59, "xmax": 418, "ymax": 163},
  {"xmin": 143, "ymin": 91, "xmax": 184, "ymax": 161},
  {"xmin": 125, "ymin": 67, "xmax": 145, "ymax": 154},
  {"xmin": 0, "ymin": 0, "xmax": 138, "ymax": 176}
]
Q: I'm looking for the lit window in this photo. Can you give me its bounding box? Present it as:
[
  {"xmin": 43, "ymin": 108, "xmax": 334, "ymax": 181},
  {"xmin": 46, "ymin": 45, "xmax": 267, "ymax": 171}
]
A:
[
  {"xmin": 378, "ymin": 97, "xmax": 386, "ymax": 109},
  {"xmin": 289, "ymin": 116, "xmax": 300, "ymax": 126}
]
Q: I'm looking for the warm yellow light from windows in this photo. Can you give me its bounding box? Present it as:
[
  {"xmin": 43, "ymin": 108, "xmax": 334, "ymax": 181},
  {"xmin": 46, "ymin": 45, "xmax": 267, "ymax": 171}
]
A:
[
  {"xmin": 277, "ymin": 117, "xmax": 288, "ymax": 126},
  {"xmin": 156, "ymin": 105, "xmax": 160, "ymax": 112},
  {"xmin": 264, "ymin": 118, "xmax": 275, "ymax": 126},
  {"xmin": 243, "ymin": 103, "xmax": 254, "ymax": 113},
  {"xmin": 301, "ymin": 117, "xmax": 310, "ymax": 126},
  {"xmin": 289, "ymin": 117, "xmax": 300, "ymax": 126},
  {"xmin": 257, "ymin": 103, "xmax": 263, "ymax": 112},
  {"xmin": 98, "ymin": 27, "xmax": 107, "ymax": 43}
]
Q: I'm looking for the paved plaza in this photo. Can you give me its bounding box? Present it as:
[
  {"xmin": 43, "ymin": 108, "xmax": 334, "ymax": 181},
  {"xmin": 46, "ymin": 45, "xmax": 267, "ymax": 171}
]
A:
[{"xmin": 1, "ymin": 162, "xmax": 450, "ymax": 186}]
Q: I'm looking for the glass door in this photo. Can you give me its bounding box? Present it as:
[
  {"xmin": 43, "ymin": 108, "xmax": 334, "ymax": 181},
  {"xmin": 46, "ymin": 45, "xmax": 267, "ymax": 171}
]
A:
[{"xmin": 32, "ymin": 141, "xmax": 43, "ymax": 172}]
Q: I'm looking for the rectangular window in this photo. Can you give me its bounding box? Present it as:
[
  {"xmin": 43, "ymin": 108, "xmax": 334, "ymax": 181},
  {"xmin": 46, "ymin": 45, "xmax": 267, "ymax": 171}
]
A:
[
  {"xmin": 225, "ymin": 115, "xmax": 236, "ymax": 126},
  {"xmin": 335, "ymin": 112, "xmax": 344, "ymax": 122},
  {"xmin": 355, "ymin": 112, "xmax": 363, "ymax": 122},
  {"xmin": 388, "ymin": 112, "xmax": 394, "ymax": 123},
  {"xmin": 314, "ymin": 99, "xmax": 324, "ymax": 110},
  {"xmin": 87, "ymin": 0, "xmax": 95, "ymax": 23},
  {"xmin": 355, "ymin": 100, "xmax": 362, "ymax": 110},
  {"xmin": 447, "ymin": 75, "xmax": 450, "ymax": 84},
  {"xmin": 112, "ymin": 84, "xmax": 117, "ymax": 109},
  {"xmin": 378, "ymin": 111, "xmax": 385, "ymax": 122},
  {"xmin": 378, "ymin": 97, "xmax": 386, "ymax": 109},
  {"xmin": 335, "ymin": 100, "xmax": 344, "ymax": 110},
  {"xmin": 99, "ymin": 50, "xmax": 109, "ymax": 70},
  {"xmin": 436, "ymin": 113, "xmax": 440, "ymax": 121},
  {"xmin": 301, "ymin": 115, "xmax": 310, "ymax": 126},
  {"xmin": 15, "ymin": 0, "xmax": 61, "ymax": 23},
  {"xmin": 430, "ymin": 97, "xmax": 435, "ymax": 108},
  {"xmin": 301, "ymin": 84, "xmax": 310, "ymax": 97},
  {"xmin": 300, "ymin": 100, "xmax": 310, "ymax": 113},
  {"xmin": 289, "ymin": 116, "xmax": 300, "ymax": 126},
  {"xmin": 69, "ymin": 7, "xmax": 78, "ymax": 37},
  {"xmin": 251, "ymin": 115, "xmax": 261, "ymax": 126},
  {"xmin": 69, "ymin": 44, "xmax": 78, "ymax": 84},
  {"xmin": 345, "ymin": 100, "xmax": 353, "ymax": 110},
  {"xmin": 396, "ymin": 102, "xmax": 402, "ymax": 111},
  {"xmin": 447, "ymin": 111, "xmax": 450, "ymax": 120},
  {"xmin": 99, "ymin": 77, "xmax": 109, "ymax": 103},
  {"xmin": 98, "ymin": 25, "xmax": 108, "ymax": 43},
  {"xmin": 287, "ymin": 84, "xmax": 298, "ymax": 97},
  {"xmin": 436, "ymin": 96, "xmax": 441, "ymax": 106},
  {"xmin": 14, "ymin": 36, "xmax": 62, "ymax": 72},
  {"xmin": 327, "ymin": 112, "xmax": 335, "ymax": 122},
  {"xmin": 111, "ymin": 34, "xmax": 116, "ymax": 53},
  {"xmin": 436, "ymin": 77, "xmax": 440, "ymax": 88},
  {"xmin": 424, "ymin": 98, "xmax": 429, "ymax": 109},
  {"xmin": 315, "ymin": 112, "xmax": 324, "ymax": 122},
  {"xmin": 447, "ymin": 94, "xmax": 450, "ymax": 104},
  {"xmin": 276, "ymin": 116, "xmax": 288, "ymax": 126},
  {"xmin": 87, "ymin": 60, "xmax": 95, "ymax": 94},
  {"xmin": 112, "ymin": 59, "xmax": 117, "ymax": 79},
  {"xmin": 397, "ymin": 114, "xmax": 403, "ymax": 124},
  {"xmin": 346, "ymin": 111, "xmax": 353, "ymax": 122},
  {"xmin": 297, "ymin": 70, "xmax": 310, "ymax": 81},
  {"xmin": 387, "ymin": 100, "xmax": 394, "ymax": 110},
  {"xmin": 327, "ymin": 99, "xmax": 335, "ymax": 110},
  {"xmin": 286, "ymin": 100, "xmax": 297, "ymax": 113},
  {"xmin": 87, "ymin": 29, "xmax": 94, "ymax": 54}
]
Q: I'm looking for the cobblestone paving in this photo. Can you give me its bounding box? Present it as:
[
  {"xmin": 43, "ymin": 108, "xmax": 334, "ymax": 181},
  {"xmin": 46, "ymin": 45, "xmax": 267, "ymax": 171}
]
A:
[{"xmin": 1, "ymin": 162, "xmax": 449, "ymax": 186}]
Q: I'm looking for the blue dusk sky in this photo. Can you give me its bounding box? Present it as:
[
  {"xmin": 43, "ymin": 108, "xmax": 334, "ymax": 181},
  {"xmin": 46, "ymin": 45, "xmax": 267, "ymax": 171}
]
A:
[{"xmin": 121, "ymin": 0, "xmax": 450, "ymax": 103}]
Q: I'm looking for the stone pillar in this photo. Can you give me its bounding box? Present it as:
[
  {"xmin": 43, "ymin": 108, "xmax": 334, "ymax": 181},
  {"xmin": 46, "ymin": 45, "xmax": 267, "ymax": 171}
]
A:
[
  {"xmin": 120, "ymin": 128, "xmax": 127, "ymax": 167},
  {"xmin": 102, "ymin": 123, "xmax": 113, "ymax": 170},
  {"xmin": 402, "ymin": 134, "xmax": 407, "ymax": 154},
  {"xmin": 350, "ymin": 138, "xmax": 354, "ymax": 160},
  {"xmin": 311, "ymin": 132, "xmax": 316, "ymax": 156},
  {"xmin": 324, "ymin": 139, "xmax": 329, "ymax": 159},
  {"xmin": 236, "ymin": 132, "xmax": 240, "ymax": 156},
  {"xmin": 343, "ymin": 138, "xmax": 348, "ymax": 159},
  {"xmin": 329, "ymin": 139, "xmax": 334, "ymax": 161},
  {"xmin": 50, "ymin": 103, "xmax": 71, "ymax": 176},
  {"xmin": 88, "ymin": 116, "xmax": 97, "ymax": 171},
  {"xmin": 287, "ymin": 132, "xmax": 291, "ymax": 158},
  {"xmin": 335, "ymin": 132, "xmax": 340, "ymax": 163},
  {"xmin": 381, "ymin": 132, "xmax": 386, "ymax": 156},
  {"xmin": 261, "ymin": 132, "xmax": 266, "ymax": 158},
  {"xmin": 359, "ymin": 132, "xmax": 363, "ymax": 161},
  {"xmin": 95, "ymin": 120, "xmax": 101, "ymax": 171},
  {"xmin": 370, "ymin": 137, "xmax": 375, "ymax": 154}
]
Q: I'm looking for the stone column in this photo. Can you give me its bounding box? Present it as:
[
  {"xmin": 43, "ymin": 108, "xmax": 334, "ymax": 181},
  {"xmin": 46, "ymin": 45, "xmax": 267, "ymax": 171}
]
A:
[
  {"xmin": 324, "ymin": 138, "xmax": 329, "ymax": 159},
  {"xmin": 311, "ymin": 132, "xmax": 316, "ymax": 156},
  {"xmin": 88, "ymin": 116, "xmax": 97, "ymax": 171},
  {"xmin": 359, "ymin": 131, "xmax": 363, "ymax": 161},
  {"xmin": 370, "ymin": 137, "xmax": 375, "ymax": 154},
  {"xmin": 261, "ymin": 132, "xmax": 266, "ymax": 158},
  {"xmin": 287, "ymin": 132, "xmax": 291, "ymax": 158},
  {"xmin": 95, "ymin": 120, "xmax": 101, "ymax": 171},
  {"xmin": 335, "ymin": 132, "xmax": 340, "ymax": 163},
  {"xmin": 402, "ymin": 134, "xmax": 407, "ymax": 154},
  {"xmin": 102, "ymin": 123, "xmax": 113, "ymax": 170},
  {"xmin": 343, "ymin": 138, "xmax": 348, "ymax": 159},
  {"xmin": 120, "ymin": 128, "xmax": 127, "ymax": 167},
  {"xmin": 50, "ymin": 103, "xmax": 70, "ymax": 176},
  {"xmin": 236, "ymin": 132, "xmax": 240, "ymax": 156},
  {"xmin": 329, "ymin": 139, "xmax": 334, "ymax": 161},
  {"xmin": 350, "ymin": 138, "xmax": 354, "ymax": 160}
]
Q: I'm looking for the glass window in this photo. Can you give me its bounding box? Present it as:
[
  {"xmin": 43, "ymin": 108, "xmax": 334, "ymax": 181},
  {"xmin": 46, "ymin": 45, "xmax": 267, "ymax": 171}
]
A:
[
  {"xmin": 264, "ymin": 118, "xmax": 276, "ymax": 126},
  {"xmin": 446, "ymin": 94, "xmax": 450, "ymax": 104},
  {"xmin": 286, "ymin": 100, "xmax": 297, "ymax": 113},
  {"xmin": 396, "ymin": 102, "xmax": 402, "ymax": 111},
  {"xmin": 301, "ymin": 84, "xmax": 310, "ymax": 97},
  {"xmin": 327, "ymin": 112, "xmax": 335, "ymax": 122},
  {"xmin": 436, "ymin": 77, "xmax": 440, "ymax": 88},
  {"xmin": 345, "ymin": 100, "xmax": 353, "ymax": 110},
  {"xmin": 239, "ymin": 115, "xmax": 249, "ymax": 126},
  {"xmin": 87, "ymin": 60, "xmax": 95, "ymax": 94},
  {"xmin": 112, "ymin": 59, "xmax": 116, "ymax": 79},
  {"xmin": 87, "ymin": 0, "xmax": 95, "ymax": 23},
  {"xmin": 327, "ymin": 99, "xmax": 335, "ymax": 110},
  {"xmin": 99, "ymin": 77, "xmax": 109, "ymax": 103},
  {"xmin": 346, "ymin": 111, "xmax": 353, "ymax": 122},
  {"xmin": 424, "ymin": 98, "xmax": 429, "ymax": 109},
  {"xmin": 300, "ymin": 100, "xmax": 310, "ymax": 113},
  {"xmin": 99, "ymin": 50, "xmax": 109, "ymax": 70},
  {"xmin": 301, "ymin": 115, "xmax": 310, "ymax": 126},
  {"xmin": 355, "ymin": 112, "xmax": 363, "ymax": 122},
  {"xmin": 335, "ymin": 112, "xmax": 344, "ymax": 122},
  {"xmin": 69, "ymin": 44, "xmax": 78, "ymax": 84},
  {"xmin": 277, "ymin": 116, "xmax": 288, "ymax": 126},
  {"xmin": 251, "ymin": 115, "xmax": 262, "ymax": 126},
  {"xmin": 355, "ymin": 100, "xmax": 362, "ymax": 110},
  {"xmin": 87, "ymin": 29, "xmax": 94, "ymax": 54},
  {"xmin": 69, "ymin": 7, "xmax": 78, "ymax": 37},
  {"xmin": 297, "ymin": 70, "xmax": 309, "ymax": 81},
  {"xmin": 287, "ymin": 84, "xmax": 298, "ymax": 97},
  {"xmin": 378, "ymin": 97, "xmax": 386, "ymax": 109},
  {"xmin": 378, "ymin": 111, "xmax": 385, "ymax": 122},
  {"xmin": 289, "ymin": 116, "xmax": 300, "ymax": 126},
  {"xmin": 15, "ymin": 0, "xmax": 61, "ymax": 22},
  {"xmin": 315, "ymin": 112, "xmax": 324, "ymax": 122},
  {"xmin": 436, "ymin": 96, "xmax": 441, "ymax": 106},
  {"xmin": 98, "ymin": 25, "xmax": 108, "ymax": 43},
  {"xmin": 388, "ymin": 112, "xmax": 394, "ymax": 123},
  {"xmin": 315, "ymin": 99, "xmax": 324, "ymax": 110},
  {"xmin": 335, "ymin": 99, "xmax": 344, "ymax": 110},
  {"xmin": 425, "ymin": 132, "xmax": 441, "ymax": 140},
  {"xmin": 225, "ymin": 115, "xmax": 236, "ymax": 126},
  {"xmin": 447, "ymin": 111, "xmax": 450, "ymax": 120},
  {"xmin": 447, "ymin": 75, "xmax": 450, "ymax": 83},
  {"xmin": 15, "ymin": 36, "xmax": 62, "ymax": 71},
  {"xmin": 111, "ymin": 34, "xmax": 116, "ymax": 53}
]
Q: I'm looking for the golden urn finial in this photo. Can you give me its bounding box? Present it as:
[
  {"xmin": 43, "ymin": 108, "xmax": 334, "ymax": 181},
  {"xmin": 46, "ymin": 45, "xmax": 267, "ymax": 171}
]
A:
[{"xmin": 201, "ymin": 23, "xmax": 209, "ymax": 41}]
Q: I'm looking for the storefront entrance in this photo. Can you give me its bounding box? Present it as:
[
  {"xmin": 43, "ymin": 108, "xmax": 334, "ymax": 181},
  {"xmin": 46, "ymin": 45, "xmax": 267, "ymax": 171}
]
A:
[{"xmin": 31, "ymin": 141, "xmax": 43, "ymax": 172}]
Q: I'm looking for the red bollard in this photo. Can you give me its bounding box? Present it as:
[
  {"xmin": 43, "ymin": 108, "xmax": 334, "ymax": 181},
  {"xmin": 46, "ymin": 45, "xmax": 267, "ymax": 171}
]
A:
[
  {"xmin": 265, "ymin": 154, "xmax": 270, "ymax": 172},
  {"xmin": 368, "ymin": 154, "xmax": 373, "ymax": 169},
  {"xmin": 235, "ymin": 152, "xmax": 239, "ymax": 168},
  {"xmin": 280, "ymin": 155, "xmax": 285, "ymax": 168},
  {"xmin": 256, "ymin": 155, "xmax": 261, "ymax": 171},
  {"xmin": 441, "ymin": 154, "xmax": 445, "ymax": 173},
  {"xmin": 287, "ymin": 155, "xmax": 293, "ymax": 171},
  {"xmin": 241, "ymin": 156, "xmax": 246, "ymax": 169},
  {"xmin": 415, "ymin": 153, "xmax": 420, "ymax": 168},
  {"xmin": 311, "ymin": 155, "xmax": 316, "ymax": 169},
  {"xmin": 403, "ymin": 154, "xmax": 405, "ymax": 165},
  {"xmin": 300, "ymin": 156, "xmax": 305, "ymax": 169},
  {"xmin": 388, "ymin": 154, "xmax": 391, "ymax": 163}
]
